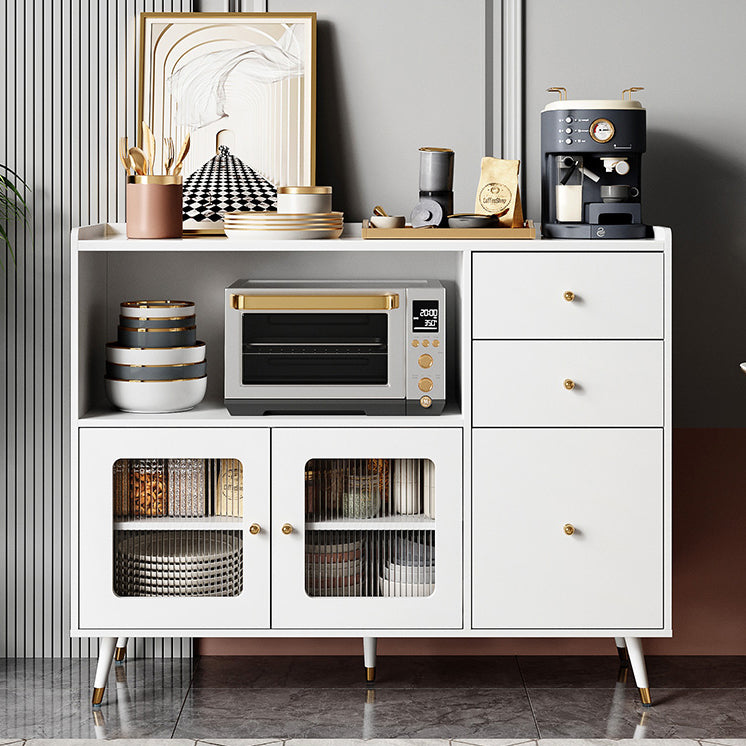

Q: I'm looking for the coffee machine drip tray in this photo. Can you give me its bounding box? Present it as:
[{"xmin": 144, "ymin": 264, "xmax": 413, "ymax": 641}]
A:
[{"xmin": 544, "ymin": 222, "xmax": 652, "ymax": 240}]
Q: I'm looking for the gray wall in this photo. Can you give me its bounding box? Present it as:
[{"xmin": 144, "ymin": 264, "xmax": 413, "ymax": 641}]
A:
[{"xmin": 525, "ymin": 0, "xmax": 746, "ymax": 427}]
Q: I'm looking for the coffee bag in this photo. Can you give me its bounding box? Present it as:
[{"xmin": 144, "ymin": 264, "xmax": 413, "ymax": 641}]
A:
[{"xmin": 474, "ymin": 158, "xmax": 524, "ymax": 227}]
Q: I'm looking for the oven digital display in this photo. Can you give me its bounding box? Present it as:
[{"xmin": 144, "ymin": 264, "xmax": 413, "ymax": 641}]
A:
[{"xmin": 412, "ymin": 299, "xmax": 439, "ymax": 333}]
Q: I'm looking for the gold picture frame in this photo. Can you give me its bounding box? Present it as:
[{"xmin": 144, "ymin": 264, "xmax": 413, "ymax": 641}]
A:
[{"xmin": 138, "ymin": 12, "xmax": 316, "ymax": 234}]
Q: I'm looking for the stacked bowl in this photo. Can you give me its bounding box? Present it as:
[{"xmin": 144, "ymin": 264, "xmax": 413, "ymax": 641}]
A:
[
  {"xmin": 379, "ymin": 535, "xmax": 435, "ymax": 597},
  {"xmin": 105, "ymin": 300, "xmax": 207, "ymax": 413}
]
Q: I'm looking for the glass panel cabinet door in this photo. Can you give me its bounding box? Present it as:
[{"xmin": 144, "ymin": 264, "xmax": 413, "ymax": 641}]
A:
[
  {"xmin": 77, "ymin": 428, "xmax": 270, "ymax": 632},
  {"xmin": 271, "ymin": 428, "xmax": 463, "ymax": 629}
]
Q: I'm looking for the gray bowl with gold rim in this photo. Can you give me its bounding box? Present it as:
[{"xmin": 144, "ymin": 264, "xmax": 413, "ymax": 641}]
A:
[
  {"xmin": 117, "ymin": 326, "xmax": 197, "ymax": 348},
  {"xmin": 106, "ymin": 360, "xmax": 207, "ymax": 381}
]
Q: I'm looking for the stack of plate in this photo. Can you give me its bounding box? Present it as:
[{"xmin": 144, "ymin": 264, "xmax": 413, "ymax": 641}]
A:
[
  {"xmin": 305, "ymin": 536, "xmax": 364, "ymax": 597},
  {"xmin": 379, "ymin": 534, "xmax": 435, "ymax": 597},
  {"xmin": 114, "ymin": 531, "xmax": 243, "ymax": 597},
  {"xmin": 223, "ymin": 211, "xmax": 344, "ymax": 240},
  {"xmin": 105, "ymin": 300, "xmax": 207, "ymax": 413}
]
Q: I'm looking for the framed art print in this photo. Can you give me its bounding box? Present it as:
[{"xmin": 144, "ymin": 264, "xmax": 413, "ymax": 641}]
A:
[{"xmin": 138, "ymin": 12, "xmax": 316, "ymax": 232}]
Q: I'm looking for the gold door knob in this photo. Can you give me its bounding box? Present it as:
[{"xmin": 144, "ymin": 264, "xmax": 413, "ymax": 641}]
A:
[
  {"xmin": 564, "ymin": 290, "xmax": 575, "ymax": 302},
  {"xmin": 281, "ymin": 523, "xmax": 294, "ymax": 535},
  {"xmin": 564, "ymin": 523, "xmax": 576, "ymax": 535},
  {"xmin": 564, "ymin": 378, "xmax": 576, "ymax": 390},
  {"xmin": 418, "ymin": 377, "xmax": 434, "ymax": 392},
  {"xmin": 249, "ymin": 523, "xmax": 261, "ymax": 535},
  {"xmin": 418, "ymin": 353, "xmax": 434, "ymax": 369}
]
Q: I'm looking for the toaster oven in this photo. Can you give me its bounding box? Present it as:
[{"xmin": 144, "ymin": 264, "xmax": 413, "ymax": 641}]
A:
[{"xmin": 224, "ymin": 280, "xmax": 446, "ymax": 415}]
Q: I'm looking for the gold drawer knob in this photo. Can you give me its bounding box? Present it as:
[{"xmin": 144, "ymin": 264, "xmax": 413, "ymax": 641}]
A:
[
  {"xmin": 563, "ymin": 290, "xmax": 576, "ymax": 302},
  {"xmin": 281, "ymin": 523, "xmax": 294, "ymax": 535},
  {"xmin": 563, "ymin": 523, "xmax": 576, "ymax": 536},
  {"xmin": 249, "ymin": 523, "xmax": 261, "ymax": 535},
  {"xmin": 564, "ymin": 378, "xmax": 576, "ymax": 390}
]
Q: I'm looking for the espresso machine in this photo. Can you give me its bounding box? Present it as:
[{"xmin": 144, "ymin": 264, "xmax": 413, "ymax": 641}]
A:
[{"xmin": 541, "ymin": 87, "xmax": 653, "ymax": 239}]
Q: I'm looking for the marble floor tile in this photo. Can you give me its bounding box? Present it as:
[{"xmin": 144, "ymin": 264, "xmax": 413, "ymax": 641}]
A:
[
  {"xmin": 646, "ymin": 657, "xmax": 746, "ymax": 688},
  {"xmin": 192, "ymin": 657, "xmax": 293, "ymax": 688},
  {"xmin": 0, "ymin": 657, "xmax": 195, "ymax": 693},
  {"xmin": 701, "ymin": 741, "xmax": 746, "ymax": 746},
  {"xmin": 528, "ymin": 686, "xmax": 746, "ymax": 738},
  {"xmin": 283, "ymin": 740, "xmax": 452, "ymax": 745},
  {"xmin": 173, "ymin": 687, "xmax": 539, "ymax": 740},
  {"xmin": 517, "ymin": 657, "xmax": 627, "ymax": 689},
  {"xmin": 451, "ymin": 739, "xmax": 538, "ymax": 746},
  {"xmin": 0, "ymin": 681, "xmax": 189, "ymax": 739},
  {"xmin": 24, "ymin": 741, "xmax": 196, "ymax": 745},
  {"xmin": 197, "ymin": 740, "xmax": 285, "ymax": 746}
]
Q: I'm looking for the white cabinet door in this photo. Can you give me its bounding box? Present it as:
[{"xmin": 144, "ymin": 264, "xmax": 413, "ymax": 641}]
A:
[
  {"xmin": 472, "ymin": 252, "xmax": 664, "ymax": 339},
  {"xmin": 472, "ymin": 428, "xmax": 663, "ymax": 630},
  {"xmin": 272, "ymin": 428, "xmax": 463, "ymax": 629},
  {"xmin": 473, "ymin": 341, "xmax": 663, "ymax": 427},
  {"xmin": 78, "ymin": 428, "xmax": 270, "ymax": 632}
]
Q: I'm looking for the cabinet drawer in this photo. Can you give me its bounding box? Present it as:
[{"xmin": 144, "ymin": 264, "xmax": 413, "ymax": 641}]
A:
[
  {"xmin": 472, "ymin": 428, "xmax": 664, "ymax": 629},
  {"xmin": 472, "ymin": 252, "xmax": 663, "ymax": 339},
  {"xmin": 473, "ymin": 340, "xmax": 663, "ymax": 427}
]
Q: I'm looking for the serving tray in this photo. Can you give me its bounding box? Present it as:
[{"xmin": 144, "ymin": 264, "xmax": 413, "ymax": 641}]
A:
[{"xmin": 361, "ymin": 219, "xmax": 536, "ymax": 240}]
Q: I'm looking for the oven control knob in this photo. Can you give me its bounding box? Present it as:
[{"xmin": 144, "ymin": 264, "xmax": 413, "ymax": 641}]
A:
[
  {"xmin": 419, "ymin": 395, "xmax": 433, "ymax": 408},
  {"xmin": 418, "ymin": 377, "xmax": 434, "ymax": 393},
  {"xmin": 418, "ymin": 353, "xmax": 434, "ymax": 369}
]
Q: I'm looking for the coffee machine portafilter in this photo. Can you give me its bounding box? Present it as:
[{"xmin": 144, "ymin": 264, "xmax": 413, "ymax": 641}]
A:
[{"xmin": 541, "ymin": 88, "xmax": 653, "ymax": 239}]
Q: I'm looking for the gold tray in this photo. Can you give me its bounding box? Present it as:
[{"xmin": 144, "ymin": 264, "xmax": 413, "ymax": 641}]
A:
[{"xmin": 361, "ymin": 219, "xmax": 536, "ymax": 240}]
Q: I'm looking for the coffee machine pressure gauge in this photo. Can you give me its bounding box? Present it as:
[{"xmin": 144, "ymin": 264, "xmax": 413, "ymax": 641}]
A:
[{"xmin": 590, "ymin": 118, "xmax": 615, "ymax": 143}]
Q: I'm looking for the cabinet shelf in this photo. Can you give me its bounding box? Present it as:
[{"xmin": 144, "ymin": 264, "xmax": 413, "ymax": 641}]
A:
[
  {"xmin": 306, "ymin": 515, "xmax": 435, "ymax": 531},
  {"xmin": 113, "ymin": 517, "xmax": 244, "ymax": 531}
]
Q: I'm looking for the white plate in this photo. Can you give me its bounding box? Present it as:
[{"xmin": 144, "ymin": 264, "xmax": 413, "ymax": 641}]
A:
[
  {"xmin": 120, "ymin": 300, "xmax": 195, "ymax": 319},
  {"xmin": 225, "ymin": 227, "xmax": 343, "ymax": 241},
  {"xmin": 105, "ymin": 376, "xmax": 207, "ymax": 413},
  {"xmin": 105, "ymin": 341, "xmax": 206, "ymax": 366},
  {"xmin": 225, "ymin": 211, "xmax": 343, "ymax": 219}
]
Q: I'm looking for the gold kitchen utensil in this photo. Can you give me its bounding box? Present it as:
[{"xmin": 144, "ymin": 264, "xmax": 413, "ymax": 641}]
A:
[
  {"xmin": 373, "ymin": 205, "xmax": 388, "ymax": 217},
  {"xmin": 128, "ymin": 147, "xmax": 148, "ymax": 176},
  {"xmin": 164, "ymin": 137, "xmax": 175, "ymax": 175},
  {"xmin": 172, "ymin": 133, "xmax": 191, "ymax": 176},
  {"xmin": 142, "ymin": 122, "xmax": 156, "ymax": 175},
  {"xmin": 118, "ymin": 137, "xmax": 132, "ymax": 175}
]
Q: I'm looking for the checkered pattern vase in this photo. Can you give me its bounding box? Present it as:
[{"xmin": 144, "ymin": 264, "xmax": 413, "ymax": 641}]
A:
[{"xmin": 182, "ymin": 145, "xmax": 277, "ymax": 222}]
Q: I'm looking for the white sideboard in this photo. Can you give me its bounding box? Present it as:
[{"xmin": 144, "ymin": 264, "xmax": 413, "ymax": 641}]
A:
[{"xmin": 70, "ymin": 223, "xmax": 671, "ymax": 709}]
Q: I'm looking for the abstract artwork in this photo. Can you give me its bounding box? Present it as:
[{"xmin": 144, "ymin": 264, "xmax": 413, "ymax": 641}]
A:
[{"xmin": 138, "ymin": 12, "xmax": 316, "ymax": 231}]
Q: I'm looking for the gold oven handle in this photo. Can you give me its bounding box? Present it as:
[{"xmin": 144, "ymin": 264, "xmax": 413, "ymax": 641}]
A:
[{"xmin": 231, "ymin": 294, "xmax": 400, "ymax": 311}]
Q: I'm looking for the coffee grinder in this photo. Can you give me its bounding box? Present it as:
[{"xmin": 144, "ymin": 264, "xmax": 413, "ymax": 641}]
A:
[
  {"xmin": 410, "ymin": 147, "xmax": 454, "ymax": 227},
  {"xmin": 541, "ymin": 87, "xmax": 653, "ymax": 239}
]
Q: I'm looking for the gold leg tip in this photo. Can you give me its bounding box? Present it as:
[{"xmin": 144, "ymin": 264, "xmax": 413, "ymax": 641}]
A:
[
  {"xmin": 114, "ymin": 647, "xmax": 126, "ymax": 662},
  {"xmin": 365, "ymin": 666, "xmax": 376, "ymax": 683},
  {"xmin": 639, "ymin": 687, "xmax": 652, "ymax": 706},
  {"xmin": 92, "ymin": 687, "xmax": 105, "ymax": 706}
]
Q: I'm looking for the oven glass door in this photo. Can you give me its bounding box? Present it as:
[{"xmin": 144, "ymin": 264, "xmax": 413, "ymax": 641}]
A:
[{"xmin": 242, "ymin": 312, "xmax": 389, "ymax": 385}]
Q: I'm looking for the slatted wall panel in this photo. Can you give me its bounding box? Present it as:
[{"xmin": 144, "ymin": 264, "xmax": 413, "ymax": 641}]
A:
[{"xmin": 0, "ymin": 0, "xmax": 195, "ymax": 658}]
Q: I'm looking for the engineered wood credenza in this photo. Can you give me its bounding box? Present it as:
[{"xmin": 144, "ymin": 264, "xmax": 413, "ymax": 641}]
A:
[{"xmin": 70, "ymin": 223, "xmax": 671, "ymax": 708}]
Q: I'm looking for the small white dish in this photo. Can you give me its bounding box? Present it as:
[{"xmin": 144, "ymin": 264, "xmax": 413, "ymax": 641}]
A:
[
  {"xmin": 120, "ymin": 300, "xmax": 195, "ymax": 319},
  {"xmin": 378, "ymin": 576, "xmax": 435, "ymax": 597},
  {"xmin": 105, "ymin": 341, "xmax": 206, "ymax": 365},
  {"xmin": 369, "ymin": 215, "xmax": 406, "ymax": 229},
  {"xmin": 105, "ymin": 376, "xmax": 207, "ymax": 413},
  {"xmin": 225, "ymin": 227, "xmax": 343, "ymax": 240}
]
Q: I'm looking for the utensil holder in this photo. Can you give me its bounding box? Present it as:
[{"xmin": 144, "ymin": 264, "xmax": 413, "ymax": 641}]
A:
[{"xmin": 126, "ymin": 175, "xmax": 183, "ymax": 239}]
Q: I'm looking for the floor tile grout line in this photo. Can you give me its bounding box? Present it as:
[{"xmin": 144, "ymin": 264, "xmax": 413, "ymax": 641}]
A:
[
  {"xmin": 516, "ymin": 654, "xmax": 542, "ymax": 739},
  {"xmin": 171, "ymin": 673, "xmax": 195, "ymax": 739}
]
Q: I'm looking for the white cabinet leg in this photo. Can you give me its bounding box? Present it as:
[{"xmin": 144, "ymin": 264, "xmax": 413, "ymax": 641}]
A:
[
  {"xmin": 624, "ymin": 636, "xmax": 651, "ymax": 707},
  {"xmin": 92, "ymin": 637, "xmax": 117, "ymax": 707},
  {"xmin": 363, "ymin": 636, "xmax": 377, "ymax": 683},
  {"xmin": 114, "ymin": 637, "xmax": 129, "ymax": 664},
  {"xmin": 614, "ymin": 636, "xmax": 629, "ymax": 664}
]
